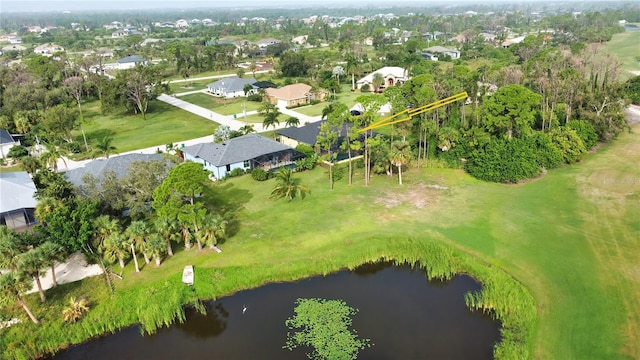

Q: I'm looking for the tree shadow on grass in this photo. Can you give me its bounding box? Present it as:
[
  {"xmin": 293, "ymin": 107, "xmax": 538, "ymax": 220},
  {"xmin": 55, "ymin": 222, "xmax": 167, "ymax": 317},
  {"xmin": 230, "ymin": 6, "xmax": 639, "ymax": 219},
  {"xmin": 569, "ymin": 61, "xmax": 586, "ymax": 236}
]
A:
[{"xmin": 203, "ymin": 182, "xmax": 253, "ymax": 241}]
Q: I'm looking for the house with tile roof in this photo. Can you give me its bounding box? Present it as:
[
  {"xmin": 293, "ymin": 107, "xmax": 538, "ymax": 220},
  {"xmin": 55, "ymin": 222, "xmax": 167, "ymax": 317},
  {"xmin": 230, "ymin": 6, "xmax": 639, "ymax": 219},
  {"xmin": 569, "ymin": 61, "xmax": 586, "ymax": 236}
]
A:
[
  {"xmin": 0, "ymin": 171, "xmax": 38, "ymax": 229},
  {"xmin": 182, "ymin": 134, "xmax": 300, "ymax": 180},
  {"xmin": 356, "ymin": 66, "xmax": 409, "ymax": 91},
  {"xmin": 265, "ymin": 83, "xmax": 325, "ymax": 107},
  {"xmin": 207, "ymin": 77, "xmax": 258, "ymax": 98}
]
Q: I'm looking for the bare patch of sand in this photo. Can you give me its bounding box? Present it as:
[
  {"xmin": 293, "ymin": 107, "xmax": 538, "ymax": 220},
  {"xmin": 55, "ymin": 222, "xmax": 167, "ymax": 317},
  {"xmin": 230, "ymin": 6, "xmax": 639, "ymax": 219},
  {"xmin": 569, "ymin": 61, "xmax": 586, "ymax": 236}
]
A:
[{"xmin": 27, "ymin": 252, "xmax": 103, "ymax": 294}]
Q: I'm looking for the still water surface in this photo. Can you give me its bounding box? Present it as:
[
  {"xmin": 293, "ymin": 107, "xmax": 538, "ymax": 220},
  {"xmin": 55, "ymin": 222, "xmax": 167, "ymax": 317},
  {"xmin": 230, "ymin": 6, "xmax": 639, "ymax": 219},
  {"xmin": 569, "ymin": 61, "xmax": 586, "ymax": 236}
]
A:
[{"xmin": 53, "ymin": 263, "xmax": 500, "ymax": 359}]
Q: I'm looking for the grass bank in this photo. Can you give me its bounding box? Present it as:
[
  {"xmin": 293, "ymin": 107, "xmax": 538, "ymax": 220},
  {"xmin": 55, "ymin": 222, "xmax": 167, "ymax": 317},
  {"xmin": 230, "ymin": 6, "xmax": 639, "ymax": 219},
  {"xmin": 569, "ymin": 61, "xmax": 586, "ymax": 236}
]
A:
[{"xmin": 2, "ymin": 125, "xmax": 639, "ymax": 360}]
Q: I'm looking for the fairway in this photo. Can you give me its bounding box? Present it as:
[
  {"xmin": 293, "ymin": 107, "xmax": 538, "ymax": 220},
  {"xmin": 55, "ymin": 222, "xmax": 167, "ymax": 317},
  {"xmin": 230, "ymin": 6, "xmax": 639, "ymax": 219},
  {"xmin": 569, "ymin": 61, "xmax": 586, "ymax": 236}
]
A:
[{"xmin": 602, "ymin": 31, "xmax": 640, "ymax": 78}]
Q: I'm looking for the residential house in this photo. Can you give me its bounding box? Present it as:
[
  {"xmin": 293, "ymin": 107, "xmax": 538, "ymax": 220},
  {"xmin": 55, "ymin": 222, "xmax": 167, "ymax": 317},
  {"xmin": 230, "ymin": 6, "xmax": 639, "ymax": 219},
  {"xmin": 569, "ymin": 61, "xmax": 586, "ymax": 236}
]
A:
[
  {"xmin": 207, "ymin": 77, "xmax": 258, "ymax": 98},
  {"xmin": 8, "ymin": 36, "xmax": 22, "ymax": 44},
  {"xmin": 116, "ymin": 55, "xmax": 148, "ymax": 69},
  {"xmin": 502, "ymin": 36, "xmax": 526, "ymax": 48},
  {"xmin": 422, "ymin": 31, "xmax": 445, "ymax": 41},
  {"xmin": 277, "ymin": 120, "xmax": 366, "ymax": 155},
  {"xmin": 64, "ymin": 153, "xmax": 172, "ymax": 192},
  {"xmin": 256, "ymin": 38, "xmax": 280, "ymax": 53},
  {"xmin": 420, "ymin": 52, "xmax": 438, "ymax": 61},
  {"xmin": 112, "ymin": 30, "xmax": 126, "ymax": 38},
  {"xmin": 33, "ymin": 43, "xmax": 64, "ymax": 57},
  {"xmin": 277, "ymin": 121, "xmax": 323, "ymax": 148},
  {"xmin": 356, "ymin": 66, "xmax": 409, "ymax": 91},
  {"xmin": 182, "ymin": 134, "xmax": 300, "ymax": 180},
  {"xmin": 175, "ymin": 19, "xmax": 190, "ymax": 28},
  {"xmin": 1, "ymin": 44, "xmax": 26, "ymax": 52},
  {"xmin": 265, "ymin": 83, "xmax": 325, "ymax": 107},
  {"xmin": 292, "ymin": 35, "xmax": 308, "ymax": 45},
  {"xmin": 0, "ymin": 129, "xmax": 20, "ymax": 159},
  {"xmin": 423, "ymin": 46, "xmax": 460, "ymax": 59},
  {"xmin": 0, "ymin": 171, "xmax": 38, "ymax": 229}
]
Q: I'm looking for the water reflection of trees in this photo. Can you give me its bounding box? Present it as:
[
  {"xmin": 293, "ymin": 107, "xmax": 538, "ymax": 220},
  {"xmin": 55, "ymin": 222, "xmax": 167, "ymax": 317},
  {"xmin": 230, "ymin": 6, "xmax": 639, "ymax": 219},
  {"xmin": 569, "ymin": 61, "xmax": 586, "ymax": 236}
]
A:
[
  {"xmin": 176, "ymin": 302, "xmax": 229, "ymax": 338},
  {"xmin": 353, "ymin": 261, "xmax": 390, "ymax": 276}
]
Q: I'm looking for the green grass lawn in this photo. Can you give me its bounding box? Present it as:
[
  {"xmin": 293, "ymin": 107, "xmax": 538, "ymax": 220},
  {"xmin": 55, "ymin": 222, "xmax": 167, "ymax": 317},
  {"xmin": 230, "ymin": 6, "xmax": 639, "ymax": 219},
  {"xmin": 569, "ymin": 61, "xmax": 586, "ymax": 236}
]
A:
[
  {"xmin": 602, "ymin": 31, "xmax": 640, "ymax": 78},
  {"xmin": 168, "ymin": 80, "xmax": 211, "ymax": 94},
  {"xmin": 292, "ymin": 103, "xmax": 325, "ymax": 116},
  {"xmin": 78, "ymin": 100, "xmax": 218, "ymax": 154},
  {"xmin": 178, "ymin": 93, "xmax": 262, "ymax": 115}
]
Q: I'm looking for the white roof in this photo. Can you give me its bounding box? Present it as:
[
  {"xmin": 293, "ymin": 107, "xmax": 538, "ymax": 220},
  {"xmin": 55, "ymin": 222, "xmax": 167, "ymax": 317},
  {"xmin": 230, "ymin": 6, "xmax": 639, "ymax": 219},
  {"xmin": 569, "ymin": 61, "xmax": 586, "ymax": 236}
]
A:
[
  {"xmin": 0, "ymin": 172, "xmax": 37, "ymax": 213},
  {"xmin": 357, "ymin": 67, "xmax": 408, "ymax": 84}
]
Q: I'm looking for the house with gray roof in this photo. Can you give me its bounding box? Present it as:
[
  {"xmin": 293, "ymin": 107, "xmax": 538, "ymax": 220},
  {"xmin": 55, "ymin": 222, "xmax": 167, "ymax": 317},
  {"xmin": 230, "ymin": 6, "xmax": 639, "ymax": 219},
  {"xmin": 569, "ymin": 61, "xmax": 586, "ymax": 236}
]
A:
[
  {"xmin": 182, "ymin": 134, "xmax": 300, "ymax": 179},
  {"xmin": 1, "ymin": 129, "xmax": 20, "ymax": 159},
  {"xmin": 207, "ymin": 77, "xmax": 257, "ymax": 98},
  {"xmin": 116, "ymin": 54, "xmax": 148, "ymax": 69},
  {"xmin": 0, "ymin": 171, "xmax": 37, "ymax": 229},
  {"xmin": 64, "ymin": 153, "xmax": 171, "ymax": 191},
  {"xmin": 424, "ymin": 46, "xmax": 460, "ymax": 59}
]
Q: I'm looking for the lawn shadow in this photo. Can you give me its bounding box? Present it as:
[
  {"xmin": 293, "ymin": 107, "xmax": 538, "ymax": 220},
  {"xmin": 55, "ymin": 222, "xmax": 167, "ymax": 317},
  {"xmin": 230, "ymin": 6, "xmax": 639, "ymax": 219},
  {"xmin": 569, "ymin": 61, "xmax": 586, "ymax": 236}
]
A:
[{"xmin": 205, "ymin": 182, "xmax": 253, "ymax": 240}]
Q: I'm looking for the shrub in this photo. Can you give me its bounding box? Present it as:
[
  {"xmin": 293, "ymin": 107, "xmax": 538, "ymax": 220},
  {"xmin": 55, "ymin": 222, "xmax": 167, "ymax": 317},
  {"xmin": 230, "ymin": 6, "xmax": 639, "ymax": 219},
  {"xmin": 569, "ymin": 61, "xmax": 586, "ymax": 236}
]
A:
[
  {"xmin": 247, "ymin": 93, "xmax": 263, "ymax": 102},
  {"xmin": 568, "ymin": 120, "xmax": 598, "ymax": 149},
  {"xmin": 62, "ymin": 297, "xmax": 90, "ymax": 323},
  {"xmin": 295, "ymin": 144, "xmax": 315, "ymax": 158},
  {"xmin": 65, "ymin": 142, "xmax": 83, "ymax": 154},
  {"xmin": 7, "ymin": 145, "xmax": 28, "ymax": 159},
  {"xmin": 550, "ymin": 127, "xmax": 586, "ymax": 164},
  {"xmin": 227, "ymin": 168, "xmax": 245, "ymax": 178},
  {"xmin": 529, "ymin": 132, "xmax": 563, "ymax": 169},
  {"xmin": 360, "ymin": 84, "xmax": 371, "ymax": 93},
  {"xmin": 251, "ymin": 168, "xmax": 270, "ymax": 181},
  {"xmin": 465, "ymin": 138, "xmax": 541, "ymax": 183}
]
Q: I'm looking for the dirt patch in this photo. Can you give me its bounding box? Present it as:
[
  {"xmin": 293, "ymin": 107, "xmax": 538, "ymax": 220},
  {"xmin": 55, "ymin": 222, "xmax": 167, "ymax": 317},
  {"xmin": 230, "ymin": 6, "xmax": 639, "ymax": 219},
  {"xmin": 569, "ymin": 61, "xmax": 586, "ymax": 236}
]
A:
[
  {"xmin": 587, "ymin": 169, "xmax": 640, "ymax": 195},
  {"xmin": 374, "ymin": 183, "xmax": 445, "ymax": 210},
  {"xmin": 626, "ymin": 105, "xmax": 640, "ymax": 126}
]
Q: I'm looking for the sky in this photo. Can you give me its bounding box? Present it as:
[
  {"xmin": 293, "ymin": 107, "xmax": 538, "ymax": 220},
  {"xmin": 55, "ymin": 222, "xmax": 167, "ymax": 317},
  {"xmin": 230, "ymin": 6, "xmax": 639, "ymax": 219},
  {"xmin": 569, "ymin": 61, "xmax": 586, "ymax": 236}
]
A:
[{"xmin": 0, "ymin": 0, "xmax": 526, "ymax": 13}]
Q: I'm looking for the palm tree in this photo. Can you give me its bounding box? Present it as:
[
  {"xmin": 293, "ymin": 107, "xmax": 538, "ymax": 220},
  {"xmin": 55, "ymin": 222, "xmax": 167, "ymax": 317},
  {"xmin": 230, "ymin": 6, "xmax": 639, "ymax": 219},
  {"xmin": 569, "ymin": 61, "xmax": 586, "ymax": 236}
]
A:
[
  {"xmin": 258, "ymin": 101, "xmax": 277, "ymax": 116},
  {"xmin": 154, "ymin": 216, "xmax": 179, "ymax": 257},
  {"xmin": 145, "ymin": 233, "xmax": 166, "ymax": 266},
  {"xmin": 372, "ymin": 72, "xmax": 384, "ymax": 93},
  {"xmin": 270, "ymin": 168, "xmax": 310, "ymax": 201},
  {"xmin": 0, "ymin": 226, "xmax": 23, "ymax": 273},
  {"xmin": 239, "ymin": 124, "xmax": 256, "ymax": 135},
  {"xmin": 18, "ymin": 250, "xmax": 47, "ymax": 303},
  {"xmin": 0, "ymin": 272, "xmax": 39, "ymax": 324},
  {"xmin": 125, "ymin": 221, "xmax": 148, "ymax": 272},
  {"xmin": 321, "ymin": 102, "xmax": 338, "ymax": 121},
  {"xmin": 196, "ymin": 215, "xmax": 227, "ymax": 249},
  {"xmin": 345, "ymin": 56, "xmax": 359, "ymax": 90},
  {"xmin": 62, "ymin": 296, "xmax": 90, "ymax": 323},
  {"xmin": 102, "ymin": 231, "xmax": 129, "ymax": 269},
  {"xmin": 262, "ymin": 111, "xmax": 281, "ymax": 139},
  {"xmin": 285, "ymin": 116, "xmax": 300, "ymax": 128},
  {"xmin": 40, "ymin": 143, "xmax": 67, "ymax": 172},
  {"xmin": 389, "ymin": 140, "xmax": 412, "ymax": 185},
  {"xmin": 93, "ymin": 135, "xmax": 117, "ymax": 159},
  {"xmin": 37, "ymin": 241, "xmax": 66, "ymax": 288}
]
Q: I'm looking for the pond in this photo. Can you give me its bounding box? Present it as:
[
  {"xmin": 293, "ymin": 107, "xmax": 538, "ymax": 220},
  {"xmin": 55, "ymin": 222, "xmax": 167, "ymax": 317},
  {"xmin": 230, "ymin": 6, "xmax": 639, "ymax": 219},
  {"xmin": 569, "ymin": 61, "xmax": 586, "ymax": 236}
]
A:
[{"xmin": 52, "ymin": 262, "xmax": 500, "ymax": 359}]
